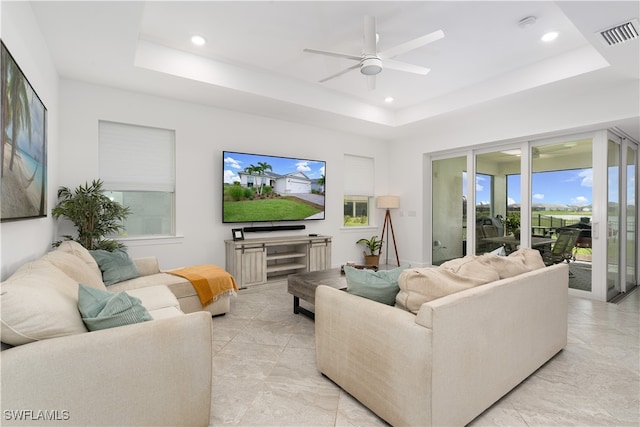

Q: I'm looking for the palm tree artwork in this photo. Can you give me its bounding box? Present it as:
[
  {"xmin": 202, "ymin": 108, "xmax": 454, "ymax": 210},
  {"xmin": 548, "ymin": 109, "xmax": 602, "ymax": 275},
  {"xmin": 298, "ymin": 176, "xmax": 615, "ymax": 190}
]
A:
[{"xmin": 1, "ymin": 42, "xmax": 48, "ymax": 221}]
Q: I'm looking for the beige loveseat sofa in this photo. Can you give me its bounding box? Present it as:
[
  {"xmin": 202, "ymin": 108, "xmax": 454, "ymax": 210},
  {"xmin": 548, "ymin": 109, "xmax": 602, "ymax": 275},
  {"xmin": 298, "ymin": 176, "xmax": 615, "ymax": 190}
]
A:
[
  {"xmin": 0, "ymin": 241, "xmax": 216, "ymax": 426},
  {"xmin": 316, "ymin": 249, "xmax": 568, "ymax": 427}
]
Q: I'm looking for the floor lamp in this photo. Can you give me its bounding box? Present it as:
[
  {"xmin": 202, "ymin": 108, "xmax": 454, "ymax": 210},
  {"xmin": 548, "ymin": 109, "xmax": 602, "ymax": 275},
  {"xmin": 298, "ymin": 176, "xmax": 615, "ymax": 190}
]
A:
[{"xmin": 377, "ymin": 195, "xmax": 400, "ymax": 267}]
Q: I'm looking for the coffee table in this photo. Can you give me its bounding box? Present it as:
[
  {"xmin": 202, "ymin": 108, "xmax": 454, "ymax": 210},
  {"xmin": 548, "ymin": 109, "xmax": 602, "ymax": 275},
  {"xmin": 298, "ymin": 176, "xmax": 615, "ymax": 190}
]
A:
[{"xmin": 287, "ymin": 268, "xmax": 346, "ymax": 319}]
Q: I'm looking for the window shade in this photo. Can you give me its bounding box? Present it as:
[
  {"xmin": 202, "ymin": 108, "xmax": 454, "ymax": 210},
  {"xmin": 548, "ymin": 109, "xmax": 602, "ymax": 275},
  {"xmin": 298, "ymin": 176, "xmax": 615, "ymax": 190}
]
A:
[
  {"xmin": 99, "ymin": 121, "xmax": 175, "ymax": 192},
  {"xmin": 344, "ymin": 154, "xmax": 374, "ymax": 196}
]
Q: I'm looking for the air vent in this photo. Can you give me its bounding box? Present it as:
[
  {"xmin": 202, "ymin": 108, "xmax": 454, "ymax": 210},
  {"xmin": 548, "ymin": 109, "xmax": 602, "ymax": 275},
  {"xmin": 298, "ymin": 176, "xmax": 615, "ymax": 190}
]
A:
[{"xmin": 598, "ymin": 19, "xmax": 639, "ymax": 46}]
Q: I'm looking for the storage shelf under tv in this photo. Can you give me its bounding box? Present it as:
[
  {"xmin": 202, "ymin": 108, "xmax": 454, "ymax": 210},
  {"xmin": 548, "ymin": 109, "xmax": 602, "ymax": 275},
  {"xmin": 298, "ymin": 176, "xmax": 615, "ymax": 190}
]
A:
[{"xmin": 224, "ymin": 235, "xmax": 332, "ymax": 288}]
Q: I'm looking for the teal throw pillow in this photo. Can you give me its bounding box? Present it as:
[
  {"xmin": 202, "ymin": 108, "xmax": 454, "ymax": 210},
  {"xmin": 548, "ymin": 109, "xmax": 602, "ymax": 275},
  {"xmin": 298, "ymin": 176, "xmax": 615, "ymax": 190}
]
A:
[
  {"xmin": 89, "ymin": 249, "xmax": 139, "ymax": 286},
  {"xmin": 77, "ymin": 284, "xmax": 152, "ymax": 331},
  {"xmin": 344, "ymin": 265, "xmax": 410, "ymax": 305}
]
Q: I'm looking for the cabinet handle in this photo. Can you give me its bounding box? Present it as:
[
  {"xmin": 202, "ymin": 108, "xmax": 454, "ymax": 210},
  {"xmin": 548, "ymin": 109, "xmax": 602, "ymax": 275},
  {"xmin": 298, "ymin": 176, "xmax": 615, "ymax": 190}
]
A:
[{"xmin": 238, "ymin": 244, "xmax": 266, "ymax": 254}]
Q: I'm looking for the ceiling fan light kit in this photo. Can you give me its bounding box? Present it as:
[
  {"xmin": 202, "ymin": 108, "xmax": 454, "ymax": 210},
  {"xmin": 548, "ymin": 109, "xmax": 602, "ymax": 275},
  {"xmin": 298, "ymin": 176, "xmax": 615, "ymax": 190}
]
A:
[
  {"xmin": 361, "ymin": 57, "xmax": 382, "ymax": 75},
  {"xmin": 304, "ymin": 15, "xmax": 444, "ymax": 89}
]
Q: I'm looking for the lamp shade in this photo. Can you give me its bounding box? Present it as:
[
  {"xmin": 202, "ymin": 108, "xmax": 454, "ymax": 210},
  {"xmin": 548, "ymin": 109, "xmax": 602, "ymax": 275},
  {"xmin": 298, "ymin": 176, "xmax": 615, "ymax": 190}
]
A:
[{"xmin": 376, "ymin": 195, "xmax": 400, "ymax": 209}]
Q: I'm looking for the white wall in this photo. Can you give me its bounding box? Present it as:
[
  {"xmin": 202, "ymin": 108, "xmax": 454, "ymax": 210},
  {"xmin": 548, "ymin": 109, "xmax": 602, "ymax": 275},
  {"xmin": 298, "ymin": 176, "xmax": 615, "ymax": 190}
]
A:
[
  {"xmin": 58, "ymin": 79, "xmax": 390, "ymax": 270},
  {"xmin": 2, "ymin": 3, "xmax": 637, "ymax": 277},
  {"xmin": 389, "ymin": 76, "xmax": 639, "ymax": 267},
  {"xmin": 0, "ymin": 2, "xmax": 59, "ymax": 279}
]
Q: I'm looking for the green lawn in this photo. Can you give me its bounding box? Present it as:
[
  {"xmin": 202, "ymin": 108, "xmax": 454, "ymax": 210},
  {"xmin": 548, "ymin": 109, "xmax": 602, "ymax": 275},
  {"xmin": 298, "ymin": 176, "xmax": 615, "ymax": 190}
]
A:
[
  {"xmin": 224, "ymin": 198, "xmax": 320, "ymax": 222},
  {"xmin": 530, "ymin": 211, "xmax": 592, "ymax": 227}
]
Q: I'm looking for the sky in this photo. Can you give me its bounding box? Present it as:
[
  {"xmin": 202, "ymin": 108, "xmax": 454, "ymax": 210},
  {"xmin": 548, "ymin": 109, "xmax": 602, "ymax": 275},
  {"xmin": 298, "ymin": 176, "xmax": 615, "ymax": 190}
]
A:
[
  {"xmin": 223, "ymin": 151, "xmax": 325, "ymax": 184},
  {"xmin": 469, "ymin": 167, "xmax": 636, "ymax": 207},
  {"xmin": 507, "ymin": 169, "xmax": 593, "ymax": 206},
  {"xmin": 468, "ymin": 168, "xmax": 595, "ymax": 207}
]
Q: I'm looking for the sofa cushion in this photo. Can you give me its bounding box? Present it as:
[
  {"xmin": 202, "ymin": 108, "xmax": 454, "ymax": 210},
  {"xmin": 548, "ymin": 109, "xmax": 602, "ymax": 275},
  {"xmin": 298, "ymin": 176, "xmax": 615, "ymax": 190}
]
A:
[
  {"xmin": 125, "ymin": 286, "xmax": 181, "ymax": 312},
  {"xmin": 107, "ymin": 272, "xmax": 190, "ymax": 293},
  {"xmin": 345, "ymin": 265, "xmax": 409, "ymax": 305},
  {"xmin": 396, "ymin": 256, "xmax": 500, "ymax": 313},
  {"xmin": 55, "ymin": 240, "xmax": 103, "ymax": 280},
  {"xmin": 42, "ymin": 250, "xmax": 106, "ymax": 290},
  {"xmin": 477, "ymin": 248, "xmax": 545, "ymax": 279},
  {"xmin": 0, "ymin": 260, "xmax": 88, "ymax": 346},
  {"xmin": 90, "ymin": 249, "xmax": 140, "ymax": 286},
  {"xmin": 77, "ymin": 284, "xmax": 152, "ymax": 331}
]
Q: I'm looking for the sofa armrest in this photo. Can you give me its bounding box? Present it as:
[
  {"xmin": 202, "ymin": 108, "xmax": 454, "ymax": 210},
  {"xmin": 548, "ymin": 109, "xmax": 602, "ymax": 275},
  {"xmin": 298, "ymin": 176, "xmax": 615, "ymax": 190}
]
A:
[
  {"xmin": 315, "ymin": 285, "xmax": 433, "ymax": 426},
  {"xmin": 134, "ymin": 256, "xmax": 161, "ymax": 276},
  {"xmin": 1, "ymin": 312, "xmax": 212, "ymax": 426}
]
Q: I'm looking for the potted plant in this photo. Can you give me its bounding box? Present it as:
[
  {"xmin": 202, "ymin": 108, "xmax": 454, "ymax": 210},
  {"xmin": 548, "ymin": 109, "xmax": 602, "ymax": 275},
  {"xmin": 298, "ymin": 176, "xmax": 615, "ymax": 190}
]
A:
[
  {"xmin": 503, "ymin": 213, "xmax": 521, "ymax": 238},
  {"xmin": 356, "ymin": 235, "xmax": 383, "ymax": 266},
  {"xmin": 51, "ymin": 179, "xmax": 131, "ymax": 251}
]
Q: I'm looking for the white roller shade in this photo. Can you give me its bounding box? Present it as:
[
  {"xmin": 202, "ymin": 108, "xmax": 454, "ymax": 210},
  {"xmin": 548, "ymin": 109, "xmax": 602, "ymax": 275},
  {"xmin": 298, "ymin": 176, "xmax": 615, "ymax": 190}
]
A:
[
  {"xmin": 99, "ymin": 121, "xmax": 175, "ymax": 192},
  {"xmin": 344, "ymin": 154, "xmax": 374, "ymax": 196}
]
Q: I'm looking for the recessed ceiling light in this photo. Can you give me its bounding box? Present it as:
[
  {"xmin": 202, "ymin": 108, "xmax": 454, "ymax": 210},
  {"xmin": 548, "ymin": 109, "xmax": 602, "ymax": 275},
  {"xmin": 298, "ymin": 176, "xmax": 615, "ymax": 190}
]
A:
[
  {"xmin": 541, "ymin": 31, "xmax": 558, "ymax": 42},
  {"xmin": 191, "ymin": 35, "xmax": 206, "ymax": 46},
  {"xmin": 384, "ymin": 96, "xmax": 394, "ymax": 103}
]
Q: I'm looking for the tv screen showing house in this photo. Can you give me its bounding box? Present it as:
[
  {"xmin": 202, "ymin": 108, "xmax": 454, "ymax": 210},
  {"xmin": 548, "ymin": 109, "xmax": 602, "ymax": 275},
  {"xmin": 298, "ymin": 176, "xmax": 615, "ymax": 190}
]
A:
[{"xmin": 222, "ymin": 151, "xmax": 326, "ymax": 223}]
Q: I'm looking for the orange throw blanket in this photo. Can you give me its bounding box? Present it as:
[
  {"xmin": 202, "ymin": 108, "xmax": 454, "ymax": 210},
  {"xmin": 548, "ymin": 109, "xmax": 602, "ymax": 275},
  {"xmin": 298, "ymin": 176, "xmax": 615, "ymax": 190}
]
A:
[{"xmin": 168, "ymin": 265, "xmax": 238, "ymax": 307}]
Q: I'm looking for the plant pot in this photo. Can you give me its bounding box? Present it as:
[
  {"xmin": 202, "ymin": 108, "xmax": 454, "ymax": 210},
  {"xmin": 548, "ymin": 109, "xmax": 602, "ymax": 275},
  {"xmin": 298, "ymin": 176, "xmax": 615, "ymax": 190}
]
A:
[{"xmin": 364, "ymin": 255, "xmax": 380, "ymax": 266}]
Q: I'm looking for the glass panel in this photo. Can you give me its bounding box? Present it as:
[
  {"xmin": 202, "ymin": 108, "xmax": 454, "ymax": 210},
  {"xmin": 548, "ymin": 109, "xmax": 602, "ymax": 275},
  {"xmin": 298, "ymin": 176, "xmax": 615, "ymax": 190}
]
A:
[
  {"xmin": 432, "ymin": 157, "xmax": 466, "ymax": 264},
  {"xmin": 531, "ymin": 139, "xmax": 593, "ymax": 292},
  {"xmin": 343, "ymin": 196, "xmax": 369, "ymax": 226},
  {"xmin": 107, "ymin": 191, "xmax": 173, "ymax": 236},
  {"xmin": 626, "ymin": 145, "xmax": 637, "ymax": 290},
  {"xmin": 607, "ymin": 140, "xmax": 621, "ymax": 299},
  {"xmin": 475, "ymin": 150, "xmax": 520, "ymax": 254}
]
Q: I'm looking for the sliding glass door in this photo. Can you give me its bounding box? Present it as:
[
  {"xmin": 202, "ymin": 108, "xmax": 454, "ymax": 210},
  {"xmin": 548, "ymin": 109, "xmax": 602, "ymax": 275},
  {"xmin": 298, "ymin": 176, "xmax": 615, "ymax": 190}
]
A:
[
  {"xmin": 431, "ymin": 156, "xmax": 466, "ymax": 264},
  {"xmin": 607, "ymin": 132, "xmax": 638, "ymax": 301},
  {"xmin": 475, "ymin": 149, "xmax": 521, "ymax": 255},
  {"xmin": 625, "ymin": 144, "xmax": 637, "ymax": 293},
  {"xmin": 531, "ymin": 139, "xmax": 593, "ymax": 292},
  {"xmin": 428, "ymin": 129, "xmax": 639, "ymax": 300}
]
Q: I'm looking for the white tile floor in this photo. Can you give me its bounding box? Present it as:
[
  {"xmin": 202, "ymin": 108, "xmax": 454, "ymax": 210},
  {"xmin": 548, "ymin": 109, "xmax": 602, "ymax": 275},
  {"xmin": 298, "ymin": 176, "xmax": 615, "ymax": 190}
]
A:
[{"xmin": 210, "ymin": 282, "xmax": 640, "ymax": 426}]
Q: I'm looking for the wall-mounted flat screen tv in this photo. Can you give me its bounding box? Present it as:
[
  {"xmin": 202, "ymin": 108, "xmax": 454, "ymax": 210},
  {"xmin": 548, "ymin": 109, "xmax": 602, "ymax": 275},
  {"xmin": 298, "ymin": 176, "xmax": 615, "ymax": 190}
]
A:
[{"xmin": 223, "ymin": 151, "xmax": 326, "ymax": 223}]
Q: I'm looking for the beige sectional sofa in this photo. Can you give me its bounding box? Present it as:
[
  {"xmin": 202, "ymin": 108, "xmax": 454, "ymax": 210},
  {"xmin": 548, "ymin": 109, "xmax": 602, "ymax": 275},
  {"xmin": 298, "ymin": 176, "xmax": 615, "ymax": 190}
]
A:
[
  {"xmin": 315, "ymin": 249, "xmax": 568, "ymax": 427},
  {"xmin": 52, "ymin": 240, "xmax": 232, "ymax": 316},
  {"xmin": 0, "ymin": 241, "xmax": 219, "ymax": 426}
]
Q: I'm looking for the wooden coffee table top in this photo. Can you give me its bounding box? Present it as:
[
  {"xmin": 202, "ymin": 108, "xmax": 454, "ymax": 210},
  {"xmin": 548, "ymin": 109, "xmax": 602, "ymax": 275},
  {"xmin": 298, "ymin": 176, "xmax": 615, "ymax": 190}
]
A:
[{"xmin": 287, "ymin": 268, "xmax": 346, "ymax": 306}]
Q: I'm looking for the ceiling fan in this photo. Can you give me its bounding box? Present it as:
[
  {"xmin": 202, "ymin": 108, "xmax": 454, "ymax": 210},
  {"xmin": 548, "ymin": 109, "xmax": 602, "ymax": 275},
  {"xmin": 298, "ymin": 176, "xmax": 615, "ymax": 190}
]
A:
[{"xmin": 304, "ymin": 15, "xmax": 444, "ymax": 89}]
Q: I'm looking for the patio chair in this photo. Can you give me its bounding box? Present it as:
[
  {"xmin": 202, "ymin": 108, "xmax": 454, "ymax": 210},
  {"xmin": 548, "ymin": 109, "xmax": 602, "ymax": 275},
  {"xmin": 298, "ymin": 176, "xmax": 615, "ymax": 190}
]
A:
[
  {"xmin": 544, "ymin": 228, "xmax": 582, "ymax": 266},
  {"xmin": 476, "ymin": 217, "xmax": 503, "ymax": 254}
]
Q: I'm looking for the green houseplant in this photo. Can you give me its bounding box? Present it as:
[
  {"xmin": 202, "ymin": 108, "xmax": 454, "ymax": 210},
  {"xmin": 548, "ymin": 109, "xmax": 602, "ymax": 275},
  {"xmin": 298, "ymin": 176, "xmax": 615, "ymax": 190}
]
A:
[
  {"xmin": 503, "ymin": 213, "xmax": 521, "ymax": 238},
  {"xmin": 51, "ymin": 179, "xmax": 131, "ymax": 251},
  {"xmin": 356, "ymin": 235, "xmax": 383, "ymax": 265}
]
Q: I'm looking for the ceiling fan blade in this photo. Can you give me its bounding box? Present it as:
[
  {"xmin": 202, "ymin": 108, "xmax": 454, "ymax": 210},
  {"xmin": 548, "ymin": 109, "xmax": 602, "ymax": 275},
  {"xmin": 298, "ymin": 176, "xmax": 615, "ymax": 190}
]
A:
[
  {"xmin": 363, "ymin": 15, "xmax": 377, "ymax": 56},
  {"xmin": 366, "ymin": 74, "xmax": 376, "ymax": 91},
  {"xmin": 303, "ymin": 48, "xmax": 361, "ymax": 61},
  {"xmin": 384, "ymin": 58, "xmax": 431, "ymax": 75},
  {"xmin": 379, "ymin": 29, "xmax": 444, "ymax": 59},
  {"xmin": 318, "ymin": 63, "xmax": 361, "ymax": 83}
]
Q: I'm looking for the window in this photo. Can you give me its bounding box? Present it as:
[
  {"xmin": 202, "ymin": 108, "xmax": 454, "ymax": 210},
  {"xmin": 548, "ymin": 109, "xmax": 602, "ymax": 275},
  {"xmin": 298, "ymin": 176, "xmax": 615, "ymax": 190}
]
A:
[
  {"xmin": 344, "ymin": 154, "xmax": 374, "ymax": 226},
  {"xmin": 98, "ymin": 121, "xmax": 175, "ymax": 237}
]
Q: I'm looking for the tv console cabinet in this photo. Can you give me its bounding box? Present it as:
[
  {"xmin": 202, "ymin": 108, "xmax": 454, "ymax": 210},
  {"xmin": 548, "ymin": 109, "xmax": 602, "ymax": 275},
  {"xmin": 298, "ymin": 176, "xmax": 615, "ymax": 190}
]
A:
[{"xmin": 225, "ymin": 235, "xmax": 332, "ymax": 288}]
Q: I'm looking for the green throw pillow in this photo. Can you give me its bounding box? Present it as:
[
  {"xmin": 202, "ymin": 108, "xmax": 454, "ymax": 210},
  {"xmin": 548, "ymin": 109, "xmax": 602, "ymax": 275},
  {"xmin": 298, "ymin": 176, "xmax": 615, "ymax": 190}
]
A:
[
  {"xmin": 344, "ymin": 265, "xmax": 409, "ymax": 305},
  {"xmin": 77, "ymin": 284, "xmax": 152, "ymax": 331},
  {"xmin": 89, "ymin": 249, "xmax": 139, "ymax": 286}
]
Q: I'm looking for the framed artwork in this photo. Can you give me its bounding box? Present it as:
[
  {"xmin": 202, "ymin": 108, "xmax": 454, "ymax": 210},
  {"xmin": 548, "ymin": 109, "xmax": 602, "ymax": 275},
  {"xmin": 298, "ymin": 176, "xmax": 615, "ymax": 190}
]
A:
[
  {"xmin": 232, "ymin": 228, "xmax": 244, "ymax": 241},
  {"xmin": 1, "ymin": 41, "xmax": 48, "ymax": 222}
]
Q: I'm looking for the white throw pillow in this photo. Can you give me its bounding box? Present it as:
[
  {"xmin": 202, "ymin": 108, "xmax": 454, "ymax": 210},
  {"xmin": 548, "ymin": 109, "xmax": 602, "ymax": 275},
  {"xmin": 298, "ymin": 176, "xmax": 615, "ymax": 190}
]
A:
[
  {"xmin": 0, "ymin": 260, "xmax": 88, "ymax": 346},
  {"xmin": 55, "ymin": 240, "xmax": 103, "ymax": 281},
  {"xmin": 42, "ymin": 250, "xmax": 106, "ymax": 290}
]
